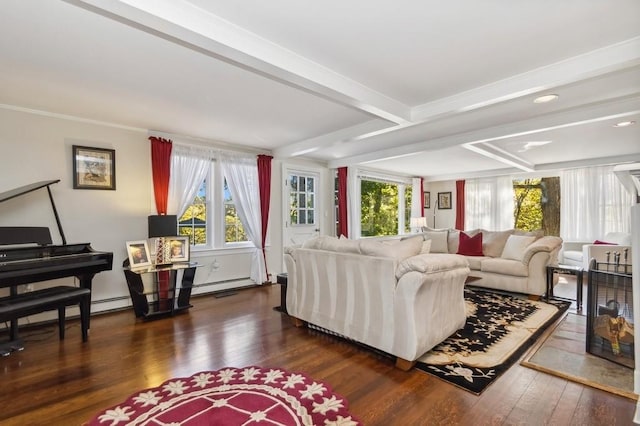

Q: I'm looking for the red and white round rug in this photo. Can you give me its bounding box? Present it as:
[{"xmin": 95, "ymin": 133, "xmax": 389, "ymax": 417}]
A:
[{"xmin": 87, "ymin": 366, "xmax": 361, "ymax": 425}]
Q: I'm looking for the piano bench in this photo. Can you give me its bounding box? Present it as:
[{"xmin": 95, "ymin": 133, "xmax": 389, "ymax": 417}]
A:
[{"xmin": 0, "ymin": 286, "xmax": 91, "ymax": 343}]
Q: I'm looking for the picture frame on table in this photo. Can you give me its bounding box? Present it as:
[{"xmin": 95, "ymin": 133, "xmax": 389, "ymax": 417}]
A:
[
  {"xmin": 168, "ymin": 237, "xmax": 190, "ymax": 262},
  {"xmin": 423, "ymin": 191, "xmax": 430, "ymax": 209},
  {"xmin": 126, "ymin": 240, "xmax": 152, "ymax": 268},
  {"xmin": 438, "ymin": 192, "xmax": 452, "ymax": 210},
  {"xmin": 72, "ymin": 145, "xmax": 116, "ymax": 190}
]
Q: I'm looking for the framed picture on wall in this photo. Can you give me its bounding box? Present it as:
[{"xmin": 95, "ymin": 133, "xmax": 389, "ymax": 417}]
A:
[
  {"xmin": 72, "ymin": 145, "xmax": 116, "ymax": 190},
  {"xmin": 438, "ymin": 192, "xmax": 452, "ymax": 210},
  {"xmin": 423, "ymin": 191, "xmax": 430, "ymax": 209}
]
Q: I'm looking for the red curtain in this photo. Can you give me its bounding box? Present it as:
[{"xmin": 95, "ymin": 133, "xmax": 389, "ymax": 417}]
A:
[
  {"xmin": 420, "ymin": 177, "xmax": 425, "ymax": 215},
  {"xmin": 149, "ymin": 137, "xmax": 172, "ymax": 304},
  {"xmin": 257, "ymin": 155, "xmax": 273, "ymax": 281},
  {"xmin": 455, "ymin": 180, "xmax": 465, "ymax": 230},
  {"xmin": 149, "ymin": 137, "xmax": 172, "ymax": 215},
  {"xmin": 337, "ymin": 167, "xmax": 349, "ymax": 237}
]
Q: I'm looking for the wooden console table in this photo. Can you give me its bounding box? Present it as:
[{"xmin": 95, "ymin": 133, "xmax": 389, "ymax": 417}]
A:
[{"xmin": 123, "ymin": 262, "xmax": 198, "ymax": 320}]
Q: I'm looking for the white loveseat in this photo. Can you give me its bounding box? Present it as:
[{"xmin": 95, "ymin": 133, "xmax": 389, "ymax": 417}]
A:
[
  {"xmin": 284, "ymin": 235, "xmax": 470, "ymax": 370},
  {"xmin": 419, "ymin": 228, "xmax": 563, "ymax": 297},
  {"xmin": 562, "ymin": 232, "xmax": 632, "ymax": 271}
]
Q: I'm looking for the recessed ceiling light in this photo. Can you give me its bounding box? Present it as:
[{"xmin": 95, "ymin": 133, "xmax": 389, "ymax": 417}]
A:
[
  {"xmin": 613, "ymin": 120, "xmax": 636, "ymax": 128},
  {"xmin": 518, "ymin": 141, "xmax": 552, "ymax": 152},
  {"xmin": 533, "ymin": 94, "xmax": 559, "ymax": 104}
]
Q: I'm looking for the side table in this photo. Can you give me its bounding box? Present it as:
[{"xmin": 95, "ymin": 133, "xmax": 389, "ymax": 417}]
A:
[
  {"xmin": 274, "ymin": 273, "xmax": 288, "ymax": 314},
  {"xmin": 546, "ymin": 264, "xmax": 584, "ymax": 310}
]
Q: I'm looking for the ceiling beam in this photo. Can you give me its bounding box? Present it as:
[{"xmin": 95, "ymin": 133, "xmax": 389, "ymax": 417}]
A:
[
  {"xmin": 64, "ymin": 0, "xmax": 411, "ymax": 124},
  {"xmin": 328, "ymin": 95, "xmax": 640, "ymax": 169},
  {"xmin": 411, "ymin": 37, "xmax": 640, "ymax": 121}
]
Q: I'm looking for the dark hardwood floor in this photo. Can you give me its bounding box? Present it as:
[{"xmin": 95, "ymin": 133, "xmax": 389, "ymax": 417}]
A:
[{"xmin": 0, "ymin": 282, "xmax": 636, "ymax": 425}]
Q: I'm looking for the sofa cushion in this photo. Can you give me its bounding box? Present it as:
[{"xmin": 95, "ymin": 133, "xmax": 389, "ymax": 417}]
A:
[
  {"xmin": 501, "ymin": 235, "xmax": 536, "ymax": 261},
  {"xmin": 421, "ymin": 239, "xmax": 432, "ymax": 254},
  {"xmin": 359, "ymin": 235, "xmax": 423, "ymax": 261},
  {"xmin": 457, "ymin": 231, "xmax": 483, "ymax": 256},
  {"xmin": 514, "ymin": 229, "xmax": 544, "ymax": 239},
  {"xmin": 481, "ymin": 229, "xmax": 515, "ymax": 258},
  {"xmin": 602, "ymin": 232, "xmax": 631, "ymax": 245},
  {"xmin": 481, "ymin": 258, "xmax": 529, "ymax": 277},
  {"xmin": 463, "ymin": 255, "xmax": 488, "ymax": 270},
  {"xmin": 423, "ymin": 230, "xmax": 449, "ymax": 253}
]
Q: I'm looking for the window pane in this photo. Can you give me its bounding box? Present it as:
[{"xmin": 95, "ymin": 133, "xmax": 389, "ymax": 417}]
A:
[
  {"xmin": 360, "ymin": 179, "xmax": 399, "ymax": 237},
  {"xmin": 299, "ymin": 209, "xmax": 307, "ymax": 224},
  {"xmin": 299, "ymin": 193, "xmax": 306, "ymax": 207},
  {"xmin": 223, "ymin": 178, "xmax": 247, "ymax": 243},
  {"xmin": 300, "ymin": 177, "xmax": 306, "ymax": 190},
  {"xmin": 308, "ymin": 193, "xmax": 314, "ymax": 208},
  {"xmin": 307, "ymin": 177, "xmax": 314, "ymax": 192},
  {"xmin": 179, "ymin": 180, "xmax": 207, "ymax": 245},
  {"xmin": 290, "ymin": 176, "xmax": 297, "ymax": 191},
  {"xmin": 307, "ymin": 209, "xmax": 314, "ymax": 224}
]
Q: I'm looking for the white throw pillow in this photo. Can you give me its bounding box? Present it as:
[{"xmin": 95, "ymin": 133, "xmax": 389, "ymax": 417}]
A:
[
  {"xmin": 420, "ymin": 239, "xmax": 432, "ymax": 254},
  {"xmin": 501, "ymin": 235, "xmax": 536, "ymax": 261},
  {"xmin": 423, "ymin": 230, "xmax": 448, "ymax": 253}
]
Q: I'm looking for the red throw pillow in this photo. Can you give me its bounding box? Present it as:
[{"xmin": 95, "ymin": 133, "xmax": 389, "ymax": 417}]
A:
[
  {"xmin": 457, "ymin": 232, "xmax": 483, "ymax": 256},
  {"xmin": 593, "ymin": 240, "xmax": 617, "ymax": 245}
]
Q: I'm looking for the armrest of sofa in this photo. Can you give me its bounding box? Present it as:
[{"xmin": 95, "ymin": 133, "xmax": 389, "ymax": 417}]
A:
[
  {"xmin": 582, "ymin": 244, "xmax": 632, "ymax": 270},
  {"xmin": 521, "ymin": 236, "xmax": 563, "ymax": 266},
  {"xmin": 395, "ymin": 253, "xmax": 469, "ymax": 280}
]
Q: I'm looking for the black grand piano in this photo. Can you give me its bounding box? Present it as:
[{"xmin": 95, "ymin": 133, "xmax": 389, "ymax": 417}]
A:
[{"xmin": 0, "ymin": 180, "xmax": 113, "ymax": 354}]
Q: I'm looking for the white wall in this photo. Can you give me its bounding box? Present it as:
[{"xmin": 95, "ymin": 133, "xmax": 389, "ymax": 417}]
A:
[
  {"xmin": 424, "ymin": 180, "xmax": 457, "ymax": 229},
  {"xmin": 0, "ymin": 108, "xmax": 282, "ymax": 324}
]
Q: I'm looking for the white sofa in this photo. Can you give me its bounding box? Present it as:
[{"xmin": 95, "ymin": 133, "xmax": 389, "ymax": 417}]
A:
[
  {"xmin": 562, "ymin": 232, "xmax": 632, "ymax": 271},
  {"xmin": 420, "ymin": 227, "xmax": 563, "ymax": 297},
  {"xmin": 284, "ymin": 235, "xmax": 470, "ymax": 370}
]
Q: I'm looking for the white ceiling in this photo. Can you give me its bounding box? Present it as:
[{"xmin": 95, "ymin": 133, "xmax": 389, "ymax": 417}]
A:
[{"xmin": 1, "ymin": 0, "xmax": 639, "ymax": 181}]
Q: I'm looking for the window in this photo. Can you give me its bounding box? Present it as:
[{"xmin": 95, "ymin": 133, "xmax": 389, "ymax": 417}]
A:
[
  {"xmin": 224, "ymin": 179, "xmax": 247, "ymax": 243},
  {"xmin": 513, "ymin": 177, "xmax": 560, "ymax": 236},
  {"xmin": 178, "ymin": 169, "xmax": 249, "ymax": 248},
  {"xmin": 359, "ymin": 177, "xmax": 411, "ymax": 237},
  {"xmin": 178, "ymin": 180, "xmax": 207, "ymax": 244},
  {"xmin": 289, "ymin": 173, "xmax": 316, "ymax": 226}
]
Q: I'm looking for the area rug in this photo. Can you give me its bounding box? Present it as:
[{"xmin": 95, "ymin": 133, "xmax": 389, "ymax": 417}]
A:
[
  {"xmin": 416, "ymin": 287, "xmax": 570, "ymax": 394},
  {"xmin": 87, "ymin": 366, "xmax": 361, "ymax": 425},
  {"xmin": 521, "ymin": 313, "xmax": 636, "ymax": 400}
]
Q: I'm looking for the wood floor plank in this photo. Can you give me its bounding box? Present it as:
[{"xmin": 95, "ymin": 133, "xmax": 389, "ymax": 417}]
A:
[{"xmin": 0, "ymin": 285, "xmax": 636, "ymax": 425}]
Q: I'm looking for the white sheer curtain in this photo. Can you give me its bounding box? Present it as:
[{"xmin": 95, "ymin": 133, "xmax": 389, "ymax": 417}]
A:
[
  {"xmin": 167, "ymin": 143, "xmax": 215, "ymax": 217},
  {"xmin": 465, "ymin": 176, "xmax": 515, "ymax": 230},
  {"xmin": 220, "ymin": 151, "xmax": 266, "ymax": 284},
  {"xmin": 560, "ymin": 165, "xmax": 632, "ymax": 241},
  {"xmin": 411, "ymin": 177, "xmax": 422, "ymax": 218},
  {"xmin": 347, "ymin": 166, "xmax": 360, "ymax": 238}
]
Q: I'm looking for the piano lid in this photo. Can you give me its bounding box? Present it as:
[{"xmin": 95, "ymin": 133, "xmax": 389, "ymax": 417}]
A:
[
  {"xmin": 0, "ymin": 179, "xmax": 66, "ymax": 245},
  {"xmin": 0, "ymin": 180, "xmax": 61, "ymax": 203}
]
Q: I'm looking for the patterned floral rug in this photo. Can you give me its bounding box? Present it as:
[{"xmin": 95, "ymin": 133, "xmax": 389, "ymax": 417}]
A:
[
  {"xmin": 87, "ymin": 366, "xmax": 361, "ymax": 425},
  {"xmin": 416, "ymin": 287, "xmax": 570, "ymax": 394}
]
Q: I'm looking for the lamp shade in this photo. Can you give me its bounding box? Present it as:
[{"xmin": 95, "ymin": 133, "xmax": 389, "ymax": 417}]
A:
[
  {"xmin": 410, "ymin": 217, "xmax": 427, "ymax": 229},
  {"xmin": 148, "ymin": 215, "xmax": 178, "ymax": 238}
]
